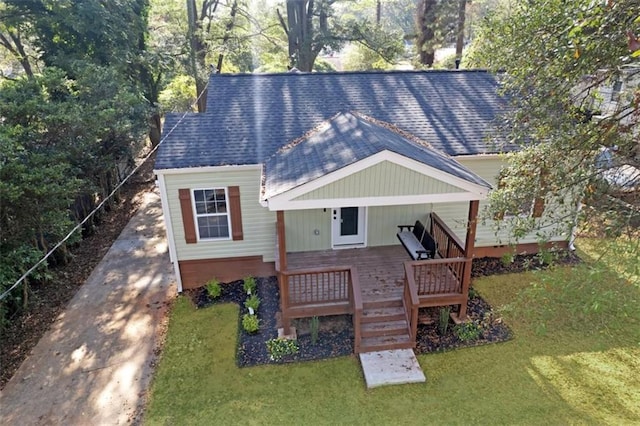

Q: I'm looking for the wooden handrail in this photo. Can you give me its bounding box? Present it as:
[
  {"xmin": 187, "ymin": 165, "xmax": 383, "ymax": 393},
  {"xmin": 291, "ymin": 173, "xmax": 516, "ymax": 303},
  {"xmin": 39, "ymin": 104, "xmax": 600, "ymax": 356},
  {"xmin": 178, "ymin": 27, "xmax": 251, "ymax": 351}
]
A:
[
  {"xmin": 403, "ymin": 261, "xmax": 420, "ymax": 341},
  {"xmin": 350, "ymin": 267, "xmax": 363, "ymax": 353},
  {"xmin": 279, "ymin": 264, "xmax": 363, "ymax": 348},
  {"xmin": 430, "ymin": 212, "xmax": 466, "ymax": 256},
  {"xmin": 281, "ymin": 265, "xmax": 352, "ymax": 276},
  {"xmin": 405, "ymin": 258, "xmax": 467, "ymax": 267},
  {"xmin": 409, "ymin": 258, "xmax": 467, "ymax": 296}
]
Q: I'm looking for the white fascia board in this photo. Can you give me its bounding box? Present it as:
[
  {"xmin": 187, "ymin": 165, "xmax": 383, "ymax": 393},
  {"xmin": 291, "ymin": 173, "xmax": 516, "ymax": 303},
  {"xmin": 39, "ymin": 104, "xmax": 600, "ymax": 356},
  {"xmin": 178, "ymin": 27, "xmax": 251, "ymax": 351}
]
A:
[
  {"xmin": 452, "ymin": 153, "xmax": 502, "ymax": 160},
  {"xmin": 266, "ymin": 150, "xmax": 489, "ymax": 208},
  {"xmin": 267, "ymin": 192, "xmax": 486, "ymax": 211},
  {"xmin": 153, "ymin": 164, "xmax": 262, "ymax": 175},
  {"xmin": 156, "ymin": 174, "xmax": 183, "ymax": 293}
]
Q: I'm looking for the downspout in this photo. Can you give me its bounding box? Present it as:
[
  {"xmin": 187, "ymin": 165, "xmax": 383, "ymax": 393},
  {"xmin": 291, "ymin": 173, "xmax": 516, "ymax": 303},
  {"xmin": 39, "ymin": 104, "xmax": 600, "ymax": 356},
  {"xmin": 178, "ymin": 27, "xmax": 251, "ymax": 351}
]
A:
[
  {"xmin": 156, "ymin": 172, "xmax": 184, "ymax": 292},
  {"xmin": 569, "ymin": 200, "xmax": 582, "ymax": 251}
]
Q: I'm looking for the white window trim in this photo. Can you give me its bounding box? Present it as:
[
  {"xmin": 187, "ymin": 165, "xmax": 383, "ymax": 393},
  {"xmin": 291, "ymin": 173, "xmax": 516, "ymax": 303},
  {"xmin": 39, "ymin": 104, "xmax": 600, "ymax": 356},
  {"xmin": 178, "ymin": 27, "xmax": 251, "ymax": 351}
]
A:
[
  {"xmin": 502, "ymin": 199, "xmax": 535, "ymax": 219},
  {"xmin": 191, "ymin": 187, "xmax": 232, "ymax": 241}
]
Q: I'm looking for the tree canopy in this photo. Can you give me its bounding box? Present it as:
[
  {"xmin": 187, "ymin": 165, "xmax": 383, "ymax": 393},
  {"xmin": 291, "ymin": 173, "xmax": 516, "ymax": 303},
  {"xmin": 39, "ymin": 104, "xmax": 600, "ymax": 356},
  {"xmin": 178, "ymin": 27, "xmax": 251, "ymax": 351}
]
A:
[{"xmin": 467, "ymin": 0, "xmax": 640, "ymax": 240}]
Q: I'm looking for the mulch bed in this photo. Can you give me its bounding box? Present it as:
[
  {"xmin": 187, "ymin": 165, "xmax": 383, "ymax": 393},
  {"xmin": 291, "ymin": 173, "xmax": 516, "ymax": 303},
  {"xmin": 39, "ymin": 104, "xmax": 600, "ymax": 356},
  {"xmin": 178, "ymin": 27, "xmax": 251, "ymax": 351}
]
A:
[{"xmin": 185, "ymin": 249, "xmax": 581, "ymax": 367}]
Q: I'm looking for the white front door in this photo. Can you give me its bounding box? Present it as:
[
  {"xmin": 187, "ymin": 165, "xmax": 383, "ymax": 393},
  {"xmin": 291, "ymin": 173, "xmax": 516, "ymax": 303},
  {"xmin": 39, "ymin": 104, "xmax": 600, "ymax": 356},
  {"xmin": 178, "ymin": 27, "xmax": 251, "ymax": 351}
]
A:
[{"xmin": 332, "ymin": 207, "xmax": 366, "ymax": 247}]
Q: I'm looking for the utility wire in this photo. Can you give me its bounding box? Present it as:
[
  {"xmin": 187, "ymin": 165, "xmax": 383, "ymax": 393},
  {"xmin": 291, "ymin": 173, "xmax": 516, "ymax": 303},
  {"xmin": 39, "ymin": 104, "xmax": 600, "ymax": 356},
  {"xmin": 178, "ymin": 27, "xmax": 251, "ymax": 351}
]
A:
[{"xmin": 0, "ymin": 81, "xmax": 209, "ymax": 302}]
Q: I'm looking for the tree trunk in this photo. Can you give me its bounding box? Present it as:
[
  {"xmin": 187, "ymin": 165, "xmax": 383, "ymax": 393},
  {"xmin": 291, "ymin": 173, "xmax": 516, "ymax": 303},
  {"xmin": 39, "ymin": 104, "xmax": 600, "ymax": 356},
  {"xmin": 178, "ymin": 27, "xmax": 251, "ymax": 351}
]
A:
[
  {"xmin": 216, "ymin": 0, "xmax": 239, "ymax": 73},
  {"xmin": 187, "ymin": 0, "xmax": 208, "ymax": 112},
  {"xmin": 455, "ymin": 0, "xmax": 466, "ymax": 66},
  {"xmin": 0, "ymin": 31, "xmax": 34, "ymax": 79},
  {"xmin": 416, "ymin": 0, "xmax": 437, "ymax": 67},
  {"xmin": 149, "ymin": 112, "xmax": 162, "ymax": 147}
]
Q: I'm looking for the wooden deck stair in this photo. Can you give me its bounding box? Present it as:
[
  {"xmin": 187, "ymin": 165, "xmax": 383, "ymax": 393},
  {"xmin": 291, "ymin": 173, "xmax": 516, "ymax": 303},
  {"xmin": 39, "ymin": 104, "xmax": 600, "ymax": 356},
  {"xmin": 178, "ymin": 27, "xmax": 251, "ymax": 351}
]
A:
[{"xmin": 357, "ymin": 299, "xmax": 415, "ymax": 353}]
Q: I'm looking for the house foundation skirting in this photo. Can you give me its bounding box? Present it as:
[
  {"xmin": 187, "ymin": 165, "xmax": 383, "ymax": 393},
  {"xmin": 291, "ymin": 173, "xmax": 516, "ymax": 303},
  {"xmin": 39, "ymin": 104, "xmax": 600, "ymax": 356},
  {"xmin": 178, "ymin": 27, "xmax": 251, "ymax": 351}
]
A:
[
  {"xmin": 473, "ymin": 240, "xmax": 569, "ymax": 258},
  {"xmin": 178, "ymin": 256, "xmax": 276, "ymax": 289}
]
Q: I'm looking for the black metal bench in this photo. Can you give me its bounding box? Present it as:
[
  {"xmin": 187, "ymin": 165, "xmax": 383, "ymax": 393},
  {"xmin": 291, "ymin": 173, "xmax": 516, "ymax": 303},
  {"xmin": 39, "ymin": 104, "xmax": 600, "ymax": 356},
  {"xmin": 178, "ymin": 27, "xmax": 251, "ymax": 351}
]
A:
[{"xmin": 397, "ymin": 220, "xmax": 437, "ymax": 260}]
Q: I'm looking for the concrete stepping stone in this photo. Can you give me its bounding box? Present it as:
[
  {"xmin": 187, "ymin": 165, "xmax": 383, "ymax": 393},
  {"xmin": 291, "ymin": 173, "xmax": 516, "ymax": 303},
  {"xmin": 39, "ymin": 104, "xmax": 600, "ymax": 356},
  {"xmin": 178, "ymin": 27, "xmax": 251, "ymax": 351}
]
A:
[{"xmin": 359, "ymin": 349, "xmax": 426, "ymax": 388}]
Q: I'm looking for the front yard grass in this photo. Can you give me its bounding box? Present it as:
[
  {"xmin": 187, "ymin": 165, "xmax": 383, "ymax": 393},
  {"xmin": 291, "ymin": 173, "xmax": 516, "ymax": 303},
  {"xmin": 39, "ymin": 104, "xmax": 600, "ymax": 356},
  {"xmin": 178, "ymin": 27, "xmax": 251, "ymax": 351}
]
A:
[{"xmin": 145, "ymin": 238, "xmax": 640, "ymax": 425}]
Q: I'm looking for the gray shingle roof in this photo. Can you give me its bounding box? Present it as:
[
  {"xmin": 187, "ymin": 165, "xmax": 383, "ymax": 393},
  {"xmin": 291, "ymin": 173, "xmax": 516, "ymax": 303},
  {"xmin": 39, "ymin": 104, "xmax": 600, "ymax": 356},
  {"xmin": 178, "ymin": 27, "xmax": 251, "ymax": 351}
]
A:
[
  {"xmin": 155, "ymin": 70, "xmax": 510, "ymax": 170},
  {"xmin": 263, "ymin": 112, "xmax": 491, "ymax": 198}
]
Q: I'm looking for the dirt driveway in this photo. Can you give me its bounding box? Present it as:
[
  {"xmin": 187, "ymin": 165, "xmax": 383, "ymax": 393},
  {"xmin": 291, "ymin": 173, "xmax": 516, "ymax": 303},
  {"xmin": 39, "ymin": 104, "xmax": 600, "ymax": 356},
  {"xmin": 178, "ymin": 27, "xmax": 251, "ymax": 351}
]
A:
[{"xmin": 0, "ymin": 191, "xmax": 176, "ymax": 425}]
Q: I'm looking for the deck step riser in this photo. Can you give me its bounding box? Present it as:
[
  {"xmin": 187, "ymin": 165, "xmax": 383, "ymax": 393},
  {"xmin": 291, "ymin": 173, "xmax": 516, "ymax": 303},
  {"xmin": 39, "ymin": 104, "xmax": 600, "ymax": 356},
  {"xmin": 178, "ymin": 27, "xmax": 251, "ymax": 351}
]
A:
[
  {"xmin": 361, "ymin": 328, "xmax": 408, "ymax": 338},
  {"xmin": 362, "ymin": 299, "xmax": 403, "ymax": 309},
  {"xmin": 361, "ymin": 314, "xmax": 405, "ymax": 324},
  {"xmin": 357, "ymin": 341, "xmax": 415, "ymax": 353},
  {"xmin": 361, "ymin": 320, "xmax": 408, "ymax": 338}
]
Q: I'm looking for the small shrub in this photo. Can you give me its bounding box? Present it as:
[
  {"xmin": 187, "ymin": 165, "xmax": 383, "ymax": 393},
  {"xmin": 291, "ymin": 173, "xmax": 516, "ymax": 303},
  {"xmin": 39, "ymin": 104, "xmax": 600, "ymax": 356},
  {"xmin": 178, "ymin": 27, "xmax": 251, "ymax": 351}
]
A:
[
  {"xmin": 537, "ymin": 248, "xmax": 556, "ymax": 266},
  {"xmin": 266, "ymin": 338, "xmax": 299, "ymax": 361},
  {"xmin": 309, "ymin": 316, "xmax": 320, "ymax": 344},
  {"xmin": 244, "ymin": 294, "xmax": 261, "ymax": 311},
  {"xmin": 500, "ymin": 252, "xmax": 515, "ymax": 267},
  {"xmin": 468, "ymin": 287, "xmax": 479, "ymax": 299},
  {"xmin": 438, "ymin": 307, "xmax": 451, "ymax": 335},
  {"xmin": 206, "ymin": 278, "xmax": 221, "ymax": 299},
  {"xmin": 454, "ymin": 321, "xmax": 482, "ymax": 341},
  {"xmin": 242, "ymin": 314, "xmax": 260, "ymax": 333},
  {"xmin": 243, "ymin": 276, "xmax": 257, "ymax": 294}
]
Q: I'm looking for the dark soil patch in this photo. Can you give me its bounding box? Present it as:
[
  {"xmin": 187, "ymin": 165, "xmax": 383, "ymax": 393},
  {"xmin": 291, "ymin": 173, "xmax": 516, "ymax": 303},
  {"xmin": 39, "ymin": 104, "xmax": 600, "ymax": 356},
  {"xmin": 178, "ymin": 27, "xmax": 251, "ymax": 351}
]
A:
[
  {"xmin": 472, "ymin": 250, "xmax": 581, "ymax": 277},
  {"xmin": 0, "ymin": 155, "xmax": 155, "ymax": 389},
  {"xmin": 187, "ymin": 249, "xmax": 580, "ymax": 366}
]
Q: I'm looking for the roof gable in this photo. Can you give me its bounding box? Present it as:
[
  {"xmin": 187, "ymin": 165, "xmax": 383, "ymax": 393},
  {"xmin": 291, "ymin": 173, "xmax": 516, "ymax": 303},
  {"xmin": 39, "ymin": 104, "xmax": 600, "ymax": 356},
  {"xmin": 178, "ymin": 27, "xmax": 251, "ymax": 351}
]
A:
[
  {"xmin": 263, "ymin": 112, "xmax": 491, "ymax": 199},
  {"xmin": 293, "ymin": 160, "xmax": 466, "ymax": 200},
  {"xmin": 155, "ymin": 70, "xmax": 511, "ymax": 170},
  {"xmin": 265, "ymin": 150, "xmax": 491, "ymax": 211}
]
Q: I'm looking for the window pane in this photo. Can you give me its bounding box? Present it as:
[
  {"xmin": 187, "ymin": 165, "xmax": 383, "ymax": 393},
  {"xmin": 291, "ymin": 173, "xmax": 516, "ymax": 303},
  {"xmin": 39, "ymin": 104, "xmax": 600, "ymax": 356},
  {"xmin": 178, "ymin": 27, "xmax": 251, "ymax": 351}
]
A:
[
  {"xmin": 193, "ymin": 190, "xmax": 204, "ymax": 202},
  {"xmin": 197, "ymin": 215, "xmax": 229, "ymax": 239},
  {"xmin": 216, "ymin": 201, "xmax": 227, "ymax": 213},
  {"xmin": 215, "ymin": 189, "xmax": 226, "ymax": 201},
  {"xmin": 195, "ymin": 201, "xmax": 207, "ymax": 214},
  {"xmin": 205, "ymin": 199, "xmax": 217, "ymax": 214}
]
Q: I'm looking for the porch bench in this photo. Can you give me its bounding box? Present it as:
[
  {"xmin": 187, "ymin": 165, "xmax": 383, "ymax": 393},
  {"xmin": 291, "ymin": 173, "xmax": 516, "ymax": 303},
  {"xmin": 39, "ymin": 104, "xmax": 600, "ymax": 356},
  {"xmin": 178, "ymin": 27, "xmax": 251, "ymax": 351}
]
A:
[{"xmin": 397, "ymin": 220, "xmax": 437, "ymax": 260}]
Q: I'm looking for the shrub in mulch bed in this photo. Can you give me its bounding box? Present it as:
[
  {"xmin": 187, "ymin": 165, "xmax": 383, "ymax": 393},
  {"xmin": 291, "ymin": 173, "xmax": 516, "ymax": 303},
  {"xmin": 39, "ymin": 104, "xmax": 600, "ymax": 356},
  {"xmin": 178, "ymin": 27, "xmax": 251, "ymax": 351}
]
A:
[
  {"xmin": 472, "ymin": 249, "xmax": 581, "ymax": 277},
  {"xmin": 186, "ymin": 277, "xmax": 354, "ymax": 366},
  {"xmin": 184, "ymin": 249, "xmax": 581, "ymax": 366}
]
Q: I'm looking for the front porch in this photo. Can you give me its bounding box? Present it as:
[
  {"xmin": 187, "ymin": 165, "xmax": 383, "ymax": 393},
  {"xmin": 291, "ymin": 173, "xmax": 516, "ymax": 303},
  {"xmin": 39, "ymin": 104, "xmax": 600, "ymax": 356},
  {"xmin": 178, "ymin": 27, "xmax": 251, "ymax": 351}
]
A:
[{"xmin": 276, "ymin": 209, "xmax": 478, "ymax": 353}]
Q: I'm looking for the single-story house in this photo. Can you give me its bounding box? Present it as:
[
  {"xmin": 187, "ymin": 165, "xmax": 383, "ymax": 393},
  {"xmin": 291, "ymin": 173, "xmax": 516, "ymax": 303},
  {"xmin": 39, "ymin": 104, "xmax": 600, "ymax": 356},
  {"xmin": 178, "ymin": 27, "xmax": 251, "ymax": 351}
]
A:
[{"xmin": 154, "ymin": 70, "xmax": 573, "ymax": 352}]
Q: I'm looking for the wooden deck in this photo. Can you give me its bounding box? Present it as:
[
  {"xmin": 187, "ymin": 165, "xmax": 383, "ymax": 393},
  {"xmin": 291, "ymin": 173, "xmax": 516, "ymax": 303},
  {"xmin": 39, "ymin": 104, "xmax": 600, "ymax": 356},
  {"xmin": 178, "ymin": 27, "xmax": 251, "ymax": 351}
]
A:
[
  {"xmin": 278, "ymin": 210, "xmax": 477, "ymax": 353},
  {"xmin": 287, "ymin": 245, "xmax": 410, "ymax": 303}
]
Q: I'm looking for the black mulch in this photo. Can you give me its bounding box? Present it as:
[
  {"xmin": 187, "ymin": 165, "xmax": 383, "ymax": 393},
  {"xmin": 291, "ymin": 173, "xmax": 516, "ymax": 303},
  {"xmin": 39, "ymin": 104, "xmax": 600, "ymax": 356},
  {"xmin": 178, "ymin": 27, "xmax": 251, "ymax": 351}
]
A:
[{"xmin": 185, "ymin": 250, "xmax": 581, "ymax": 367}]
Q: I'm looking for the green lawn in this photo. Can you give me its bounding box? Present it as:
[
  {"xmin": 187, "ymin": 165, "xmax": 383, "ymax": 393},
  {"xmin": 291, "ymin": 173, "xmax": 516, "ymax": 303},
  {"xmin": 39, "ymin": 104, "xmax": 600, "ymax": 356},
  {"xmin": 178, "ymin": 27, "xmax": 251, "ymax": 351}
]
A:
[{"xmin": 145, "ymin": 238, "xmax": 640, "ymax": 425}]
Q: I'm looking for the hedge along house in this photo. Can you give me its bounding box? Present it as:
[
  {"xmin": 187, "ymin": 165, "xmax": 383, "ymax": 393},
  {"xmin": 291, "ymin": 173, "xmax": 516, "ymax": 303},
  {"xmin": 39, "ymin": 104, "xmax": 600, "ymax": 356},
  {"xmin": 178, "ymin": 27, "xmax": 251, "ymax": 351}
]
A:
[{"xmin": 154, "ymin": 70, "xmax": 572, "ymax": 353}]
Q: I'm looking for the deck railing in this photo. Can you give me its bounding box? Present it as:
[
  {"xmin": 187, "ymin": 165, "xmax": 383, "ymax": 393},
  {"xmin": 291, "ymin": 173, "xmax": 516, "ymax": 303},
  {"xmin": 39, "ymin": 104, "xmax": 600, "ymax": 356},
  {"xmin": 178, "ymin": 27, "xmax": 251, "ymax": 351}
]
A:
[
  {"xmin": 404, "ymin": 258, "xmax": 469, "ymax": 313},
  {"xmin": 408, "ymin": 258, "xmax": 466, "ymax": 295},
  {"xmin": 403, "ymin": 266, "xmax": 420, "ymax": 342},
  {"xmin": 279, "ymin": 266, "xmax": 362, "ymax": 340},
  {"xmin": 430, "ymin": 212, "xmax": 466, "ymax": 258}
]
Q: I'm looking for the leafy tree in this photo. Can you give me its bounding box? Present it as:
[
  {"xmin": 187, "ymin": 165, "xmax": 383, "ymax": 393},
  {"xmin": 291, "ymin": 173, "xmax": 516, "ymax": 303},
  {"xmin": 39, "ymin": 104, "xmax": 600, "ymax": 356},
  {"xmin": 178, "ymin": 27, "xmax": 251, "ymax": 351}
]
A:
[
  {"xmin": 342, "ymin": 43, "xmax": 393, "ymax": 71},
  {"xmin": 468, "ymin": 0, "xmax": 640, "ymax": 239},
  {"xmin": 0, "ymin": 1, "xmax": 37, "ymax": 78},
  {"xmin": 276, "ymin": 0, "xmax": 403, "ymax": 71},
  {"xmin": 415, "ymin": 0, "xmax": 459, "ymax": 67}
]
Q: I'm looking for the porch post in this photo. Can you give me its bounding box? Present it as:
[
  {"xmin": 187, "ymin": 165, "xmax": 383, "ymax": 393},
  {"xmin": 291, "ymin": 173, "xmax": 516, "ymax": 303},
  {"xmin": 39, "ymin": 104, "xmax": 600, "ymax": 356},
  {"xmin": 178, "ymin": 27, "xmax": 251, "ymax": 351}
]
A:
[
  {"xmin": 276, "ymin": 210, "xmax": 287, "ymax": 271},
  {"xmin": 276, "ymin": 210, "xmax": 291, "ymax": 334},
  {"xmin": 458, "ymin": 200, "xmax": 479, "ymax": 321}
]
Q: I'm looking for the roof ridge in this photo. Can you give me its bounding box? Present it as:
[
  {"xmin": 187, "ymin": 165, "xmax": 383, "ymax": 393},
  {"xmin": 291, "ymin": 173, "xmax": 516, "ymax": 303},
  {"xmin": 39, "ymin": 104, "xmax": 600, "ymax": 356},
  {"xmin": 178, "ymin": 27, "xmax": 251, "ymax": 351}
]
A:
[
  {"xmin": 351, "ymin": 112, "xmax": 453, "ymax": 158},
  {"xmin": 209, "ymin": 69, "xmax": 491, "ymax": 79},
  {"xmin": 271, "ymin": 111, "xmax": 346, "ymax": 157}
]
